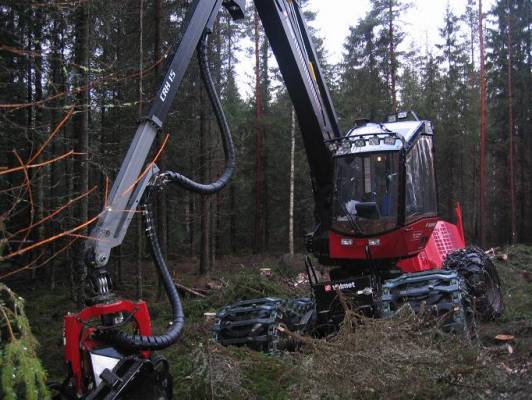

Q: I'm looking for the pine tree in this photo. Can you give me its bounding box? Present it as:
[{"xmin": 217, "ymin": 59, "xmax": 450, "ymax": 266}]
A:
[
  {"xmin": 73, "ymin": 0, "xmax": 90, "ymax": 305},
  {"xmin": 434, "ymin": 6, "xmax": 472, "ymax": 224},
  {"xmin": 486, "ymin": 0, "xmax": 532, "ymax": 243},
  {"xmin": 337, "ymin": 14, "xmax": 389, "ymax": 128},
  {"xmin": 370, "ymin": 0, "xmax": 411, "ymax": 112}
]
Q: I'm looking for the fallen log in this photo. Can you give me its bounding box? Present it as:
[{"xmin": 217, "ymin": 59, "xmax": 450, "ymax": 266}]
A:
[{"xmin": 174, "ymin": 281, "xmax": 207, "ymax": 298}]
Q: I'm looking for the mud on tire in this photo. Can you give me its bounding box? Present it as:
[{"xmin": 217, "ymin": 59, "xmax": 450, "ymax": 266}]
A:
[{"xmin": 444, "ymin": 247, "xmax": 504, "ymax": 321}]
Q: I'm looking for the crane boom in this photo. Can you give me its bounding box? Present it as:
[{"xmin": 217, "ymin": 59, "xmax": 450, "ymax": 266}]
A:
[{"xmin": 255, "ymin": 0, "xmax": 340, "ymax": 228}]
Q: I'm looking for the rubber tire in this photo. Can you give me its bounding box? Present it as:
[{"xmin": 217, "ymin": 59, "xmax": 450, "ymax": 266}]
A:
[{"xmin": 444, "ymin": 247, "xmax": 504, "ymax": 321}]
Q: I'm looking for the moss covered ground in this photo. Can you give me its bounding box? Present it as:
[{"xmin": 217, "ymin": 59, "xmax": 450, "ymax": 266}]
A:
[{"xmin": 9, "ymin": 246, "xmax": 532, "ymax": 399}]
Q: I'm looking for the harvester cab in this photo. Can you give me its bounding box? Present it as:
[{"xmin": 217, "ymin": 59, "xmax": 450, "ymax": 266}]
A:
[{"xmin": 329, "ymin": 111, "xmax": 437, "ymax": 240}]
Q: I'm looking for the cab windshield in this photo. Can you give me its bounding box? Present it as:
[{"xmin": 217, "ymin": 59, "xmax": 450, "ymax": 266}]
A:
[{"xmin": 333, "ymin": 152, "xmax": 399, "ymax": 236}]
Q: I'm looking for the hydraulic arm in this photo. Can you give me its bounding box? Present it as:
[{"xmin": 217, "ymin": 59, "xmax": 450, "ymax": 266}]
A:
[
  {"xmin": 60, "ymin": 0, "xmax": 397, "ymax": 397},
  {"xmin": 85, "ymin": 0, "xmax": 340, "ymax": 305},
  {"xmin": 60, "ymin": 1, "xmax": 244, "ymax": 398},
  {"xmin": 84, "ymin": 0, "xmax": 244, "ymax": 303},
  {"xmin": 79, "ymin": 0, "xmax": 343, "ymax": 351}
]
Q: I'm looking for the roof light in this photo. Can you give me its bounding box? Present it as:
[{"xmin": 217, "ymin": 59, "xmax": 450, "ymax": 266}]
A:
[
  {"xmin": 339, "ymin": 141, "xmax": 351, "ymax": 154},
  {"xmin": 354, "ymin": 138, "xmax": 366, "ymax": 147},
  {"xmin": 368, "ymin": 137, "xmax": 380, "ymax": 146},
  {"xmin": 328, "ymin": 143, "xmax": 338, "ymax": 152},
  {"xmin": 384, "ymin": 136, "xmax": 397, "ymax": 145},
  {"xmin": 398, "ymin": 111, "xmax": 408, "ymax": 119}
]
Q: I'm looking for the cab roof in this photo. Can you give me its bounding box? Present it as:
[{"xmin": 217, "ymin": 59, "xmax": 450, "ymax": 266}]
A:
[
  {"xmin": 346, "ymin": 120, "xmax": 425, "ymax": 144},
  {"xmin": 327, "ymin": 119, "xmax": 432, "ymax": 156}
]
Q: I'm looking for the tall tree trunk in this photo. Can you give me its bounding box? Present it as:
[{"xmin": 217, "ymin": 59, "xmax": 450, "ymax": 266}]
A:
[
  {"xmin": 209, "ymin": 119, "xmax": 216, "ymax": 269},
  {"xmin": 186, "ymin": 191, "xmax": 195, "ymax": 256},
  {"xmin": 136, "ymin": 0, "xmax": 145, "ymax": 299},
  {"xmin": 199, "ymin": 87, "xmax": 211, "ymax": 275},
  {"xmin": 58, "ymin": 10, "xmax": 76, "ymax": 300},
  {"xmin": 261, "ymin": 33, "xmax": 270, "ymax": 250},
  {"xmin": 211, "ymin": 22, "xmax": 223, "ymax": 268},
  {"xmin": 478, "ymin": 0, "xmax": 487, "ymax": 248},
  {"xmin": 506, "ymin": 4, "xmax": 516, "ymax": 244},
  {"xmin": 153, "ymin": 0, "xmax": 168, "ymax": 299},
  {"xmin": 74, "ymin": 1, "xmax": 90, "ymax": 306},
  {"xmin": 254, "ymin": 9, "xmax": 263, "ymax": 253},
  {"xmin": 289, "ymin": 108, "xmax": 296, "ymax": 256},
  {"xmin": 226, "ymin": 15, "xmax": 237, "ymax": 255},
  {"xmin": 229, "ymin": 184, "xmax": 236, "ymax": 254},
  {"xmin": 23, "ymin": 15, "xmax": 34, "ymax": 277},
  {"xmin": 32, "ymin": 6, "xmax": 44, "ymax": 281},
  {"xmin": 389, "ymin": 0, "xmax": 397, "ymax": 113},
  {"xmin": 49, "ymin": 16, "xmax": 63, "ymax": 290}
]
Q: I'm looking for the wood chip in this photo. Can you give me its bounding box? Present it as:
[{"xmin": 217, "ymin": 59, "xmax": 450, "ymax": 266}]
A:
[
  {"xmin": 500, "ymin": 362, "xmax": 513, "ymax": 374},
  {"xmin": 498, "ymin": 253, "xmax": 508, "ymax": 261},
  {"xmin": 206, "ymin": 280, "xmax": 223, "ymax": 290},
  {"xmin": 204, "ymin": 312, "xmax": 216, "ymax": 320},
  {"xmin": 495, "ymin": 334, "xmax": 515, "ymax": 341}
]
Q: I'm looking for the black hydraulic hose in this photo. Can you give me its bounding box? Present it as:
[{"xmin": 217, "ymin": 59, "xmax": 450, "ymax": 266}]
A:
[
  {"xmin": 95, "ymin": 186, "xmax": 185, "ymax": 350},
  {"xmin": 95, "ymin": 32, "xmax": 233, "ymax": 351},
  {"xmin": 161, "ymin": 32, "xmax": 235, "ymax": 194}
]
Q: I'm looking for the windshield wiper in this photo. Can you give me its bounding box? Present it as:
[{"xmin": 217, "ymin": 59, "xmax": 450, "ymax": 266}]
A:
[
  {"xmin": 336, "ymin": 167, "xmax": 362, "ymax": 235},
  {"xmin": 339, "ymin": 201, "xmax": 362, "ymax": 235}
]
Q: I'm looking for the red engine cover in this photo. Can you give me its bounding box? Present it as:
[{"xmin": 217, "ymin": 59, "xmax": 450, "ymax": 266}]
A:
[
  {"xmin": 329, "ymin": 217, "xmax": 440, "ymax": 260},
  {"xmin": 397, "ymin": 221, "xmax": 465, "ymax": 272},
  {"xmin": 328, "ymin": 218, "xmax": 465, "ymax": 273}
]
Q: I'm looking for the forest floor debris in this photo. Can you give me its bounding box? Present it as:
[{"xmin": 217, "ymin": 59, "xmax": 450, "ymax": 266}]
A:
[{"xmin": 8, "ymin": 245, "xmax": 532, "ymax": 399}]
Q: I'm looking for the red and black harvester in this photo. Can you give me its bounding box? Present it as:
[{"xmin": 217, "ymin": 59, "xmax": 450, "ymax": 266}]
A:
[
  {"xmin": 51, "ymin": 0, "xmax": 503, "ymax": 397},
  {"xmin": 213, "ymin": 0, "xmax": 504, "ymax": 349}
]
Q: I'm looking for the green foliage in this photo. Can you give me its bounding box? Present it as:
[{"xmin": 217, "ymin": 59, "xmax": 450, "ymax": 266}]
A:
[
  {"xmin": 241, "ymin": 352, "xmax": 293, "ymax": 400},
  {"xmin": 495, "ymin": 245, "xmax": 532, "ymax": 321},
  {"xmin": 0, "ymin": 284, "xmax": 50, "ymax": 400},
  {"xmin": 336, "ymin": 13, "xmax": 391, "ymax": 126},
  {"xmin": 335, "ymin": 0, "xmax": 411, "ymax": 127}
]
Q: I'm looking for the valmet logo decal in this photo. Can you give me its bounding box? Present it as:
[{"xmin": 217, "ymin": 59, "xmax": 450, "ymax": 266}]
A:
[{"xmin": 324, "ymin": 281, "xmax": 356, "ymax": 292}]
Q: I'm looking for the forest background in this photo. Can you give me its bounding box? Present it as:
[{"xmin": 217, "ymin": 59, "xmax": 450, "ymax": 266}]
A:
[{"xmin": 0, "ymin": 0, "xmax": 530, "ymax": 292}]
